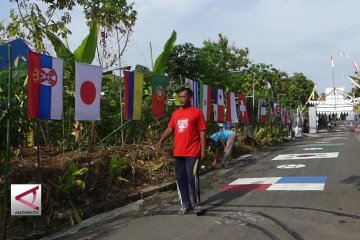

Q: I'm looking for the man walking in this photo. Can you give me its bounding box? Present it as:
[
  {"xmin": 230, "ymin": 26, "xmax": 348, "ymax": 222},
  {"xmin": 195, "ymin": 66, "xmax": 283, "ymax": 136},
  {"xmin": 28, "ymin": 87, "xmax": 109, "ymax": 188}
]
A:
[{"xmin": 156, "ymin": 87, "xmax": 206, "ymax": 215}]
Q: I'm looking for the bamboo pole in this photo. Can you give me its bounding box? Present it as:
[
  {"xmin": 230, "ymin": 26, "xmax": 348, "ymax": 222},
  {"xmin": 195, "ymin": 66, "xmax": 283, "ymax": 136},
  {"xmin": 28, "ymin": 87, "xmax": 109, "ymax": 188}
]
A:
[{"xmin": 2, "ymin": 44, "xmax": 12, "ymax": 240}]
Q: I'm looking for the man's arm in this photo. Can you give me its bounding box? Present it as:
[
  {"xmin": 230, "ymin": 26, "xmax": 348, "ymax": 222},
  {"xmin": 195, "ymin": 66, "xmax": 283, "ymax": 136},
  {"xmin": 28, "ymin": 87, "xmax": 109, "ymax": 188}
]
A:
[
  {"xmin": 200, "ymin": 130, "xmax": 206, "ymax": 161},
  {"xmin": 155, "ymin": 128, "xmax": 173, "ymax": 149}
]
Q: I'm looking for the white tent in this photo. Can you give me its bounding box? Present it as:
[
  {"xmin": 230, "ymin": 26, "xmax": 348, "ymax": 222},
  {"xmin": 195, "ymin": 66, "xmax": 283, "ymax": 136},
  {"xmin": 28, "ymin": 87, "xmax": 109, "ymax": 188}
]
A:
[{"xmin": 309, "ymin": 87, "xmax": 360, "ymax": 115}]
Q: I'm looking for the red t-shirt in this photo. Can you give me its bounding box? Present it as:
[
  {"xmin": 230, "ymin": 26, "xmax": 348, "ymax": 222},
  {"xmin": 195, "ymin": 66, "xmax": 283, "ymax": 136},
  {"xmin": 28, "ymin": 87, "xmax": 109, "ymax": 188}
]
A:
[{"xmin": 168, "ymin": 106, "xmax": 207, "ymax": 157}]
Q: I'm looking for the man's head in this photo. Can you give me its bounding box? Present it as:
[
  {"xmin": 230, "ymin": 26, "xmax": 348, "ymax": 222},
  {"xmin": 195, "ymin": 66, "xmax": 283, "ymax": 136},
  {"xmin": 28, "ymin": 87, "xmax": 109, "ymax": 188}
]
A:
[{"xmin": 179, "ymin": 87, "xmax": 193, "ymax": 108}]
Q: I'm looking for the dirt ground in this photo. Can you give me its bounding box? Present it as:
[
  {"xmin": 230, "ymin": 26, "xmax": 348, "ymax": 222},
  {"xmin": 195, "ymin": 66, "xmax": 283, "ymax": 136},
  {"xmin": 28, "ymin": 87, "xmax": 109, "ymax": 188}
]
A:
[{"xmin": 3, "ymin": 142, "xmax": 252, "ymax": 239}]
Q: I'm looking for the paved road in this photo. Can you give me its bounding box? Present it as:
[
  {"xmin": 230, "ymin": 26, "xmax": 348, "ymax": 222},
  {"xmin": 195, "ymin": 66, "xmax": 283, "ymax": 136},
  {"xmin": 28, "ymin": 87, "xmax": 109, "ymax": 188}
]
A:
[{"xmin": 44, "ymin": 126, "xmax": 360, "ymax": 240}]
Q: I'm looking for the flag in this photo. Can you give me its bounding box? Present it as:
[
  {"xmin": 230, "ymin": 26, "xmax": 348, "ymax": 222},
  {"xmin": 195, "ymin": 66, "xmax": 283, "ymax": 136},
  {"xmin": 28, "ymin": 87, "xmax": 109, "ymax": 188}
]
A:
[
  {"xmin": 123, "ymin": 71, "xmax": 144, "ymax": 120},
  {"xmin": 238, "ymin": 93, "xmax": 249, "ymax": 123},
  {"xmin": 213, "ymin": 88, "xmax": 224, "ymax": 122},
  {"xmin": 269, "ymin": 101, "xmax": 280, "ymax": 116},
  {"xmin": 226, "ymin": 92, "xmax": 238, "ymax": 123},
  {"xmin": 75, "ymin": 62, "xmax": 102, "ymax": 120},
  {"xmin": 331, "ymin": 56, "xmax": 334, "ymax": 68},
  {"xmin": 184, "ymin": 78, "xmax": 199, "ymax": 107},
  {"xmin": 199, "ymin": 83, "xmax": 211, "ymax": 121},
  {"xmin": 220, "ymin": 176, "xmax": 327, "ymax": 191},
  {"xmin": 27, "ymin": 52, "xmax": 63, "ymax": 120},
  {"xmin": 339, "ymin": 50, "xmax": 350, "ymax": 59},
  {"xmin": 269, "ymin": 100, "xmax": 275, "ymax": 115},
  {"xmin": 352, "ymin": 60, "xmax": 360, "ymax": 74},
  {"xmin": 281, "ymin": 108, "xmax": 289, "ymax": 125},
  {"xmin": 151, "ymin": 75, "xmax": 168, "ymax": 119},
  {"xmin": 274, "ymin": 103, "xmax": 281, "ymax": 115},
  {"xmin": 258, "ymin": 99, "xmax": 267, "ymax": 122}
]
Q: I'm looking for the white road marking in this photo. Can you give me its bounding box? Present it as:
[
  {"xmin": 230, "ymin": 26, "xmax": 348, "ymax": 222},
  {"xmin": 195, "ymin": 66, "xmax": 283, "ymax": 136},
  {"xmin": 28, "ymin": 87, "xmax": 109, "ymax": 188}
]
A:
[
  {"xmin": 272, "ymin": 152, "xmax": 339, "ymax": 160},
  {"xmin": 277, "ymin": 164, "xmax": 306, "ymax": 169},
  {"xmin": 229, "ymin": 177, "xmax": 281, "ymax": 185},
  {"xmin": 303, "ymin": 147, "xmax": 323, "ymax": 150},
  {"xmin": 267, "ymin": 183, "xmax": 325, "ymax": 191}
]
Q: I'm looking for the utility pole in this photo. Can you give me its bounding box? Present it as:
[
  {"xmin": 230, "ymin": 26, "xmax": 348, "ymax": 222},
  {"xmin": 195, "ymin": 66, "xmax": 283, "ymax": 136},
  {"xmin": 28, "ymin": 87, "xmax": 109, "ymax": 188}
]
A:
[{"xmin": 2, "ymin": 44, "xmax": 12, "ymax": 240}]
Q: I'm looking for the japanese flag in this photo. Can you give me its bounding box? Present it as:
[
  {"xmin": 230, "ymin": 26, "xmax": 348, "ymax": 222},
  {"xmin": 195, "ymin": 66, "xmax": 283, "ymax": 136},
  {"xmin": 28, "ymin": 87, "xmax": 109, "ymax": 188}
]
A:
[{"xmin": 75, "ymin": 62, "xmax": 102, "ymax": 120}]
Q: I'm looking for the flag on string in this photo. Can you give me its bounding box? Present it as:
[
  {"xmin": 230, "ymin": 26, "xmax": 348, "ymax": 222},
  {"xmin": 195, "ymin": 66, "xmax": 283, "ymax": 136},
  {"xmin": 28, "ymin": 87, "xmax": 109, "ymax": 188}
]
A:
[
  {"xmin": 75, "ymin": 62, "xmax": 102, "ymax": 120},
  {"xmin": 184, "ymin": 78, "xmax": 199, "ymax": 107},
  {"xmin": 331, "ymin": 56, "xmax": 334, "ymax": 68},
  {"xmin": 124, "ymin": 71, "xmax": 144, "ymax": 120},
  {"xmin": 238, "ymin": 93, "xmax": 249, "ymax": 123},
  {"xmin": 213, "ymin": 88, "xmax": 224, "ymax": 122},
  {"xmin": 269, "ymin": 100, "xmax": 275, "ymax": 115},
  {"xmin": 352, "ymin": 60, "xmax": 360, "ymax": 74},
  {"xmin": 274, "ymin": 103, "xmax": 281, "ymax": 115},
  {"xmin": 27, "ymin": 52, "xmax": 63, "ymax": 120},
  {"xmin": 258, "ymin": 99, "xmax": 267, "ymax": 122},
  {"xmin": 151, "ymin": 75, "xmax": 168, "ymax": 119},
  {"xmin": 226, "ymin": 92, "xmax": 238, "ymax": 123},
  {"xmin": 269, "ymin": 101, "xmax": 280, "ymax": 116},
  {"xmin": 339, "ymin": 50, "xmax": 350, "ymax": 59},
  {"xmin": 199, "ymin": 83, "xmax": 211, "ymax": 121},
  {"xmin": 281, "ymin": 108, "xmax": 289, "ymax": 125}
]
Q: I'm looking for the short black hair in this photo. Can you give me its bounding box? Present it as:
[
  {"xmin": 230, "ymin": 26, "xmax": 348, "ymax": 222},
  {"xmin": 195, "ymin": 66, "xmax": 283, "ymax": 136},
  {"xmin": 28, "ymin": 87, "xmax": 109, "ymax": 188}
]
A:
[{"xmin": 179, "ymin": 87, "xmax": 193, "ymax": 97}]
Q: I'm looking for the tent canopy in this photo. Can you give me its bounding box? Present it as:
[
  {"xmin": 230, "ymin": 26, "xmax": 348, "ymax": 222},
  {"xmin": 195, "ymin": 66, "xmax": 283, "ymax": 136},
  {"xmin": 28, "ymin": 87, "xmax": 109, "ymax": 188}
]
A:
[{"xmin": 309, "ymin": 87, "xmax": 360, "ymax": 115}]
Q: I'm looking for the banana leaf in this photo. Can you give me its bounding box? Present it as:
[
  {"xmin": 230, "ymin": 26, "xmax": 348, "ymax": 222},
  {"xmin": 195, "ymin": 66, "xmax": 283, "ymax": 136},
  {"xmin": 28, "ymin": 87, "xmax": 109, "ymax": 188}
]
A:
[
  {"xmin": 45, "ymin": 30, "xmax": 73, "ymax": 59},
  {"xmin": 152, "ymin": 30, "xmax": 176, "ymax": 74},
  {"xmin": 74, "ymin": 21, "xmax": 99, "ymax": 64}
]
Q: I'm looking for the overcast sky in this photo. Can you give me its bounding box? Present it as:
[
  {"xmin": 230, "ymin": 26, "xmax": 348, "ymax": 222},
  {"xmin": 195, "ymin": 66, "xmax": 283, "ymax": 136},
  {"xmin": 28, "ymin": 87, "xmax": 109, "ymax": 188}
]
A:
[{"xmin": 2, "ymin": 0, "xmax": 360, "ymax": 93}]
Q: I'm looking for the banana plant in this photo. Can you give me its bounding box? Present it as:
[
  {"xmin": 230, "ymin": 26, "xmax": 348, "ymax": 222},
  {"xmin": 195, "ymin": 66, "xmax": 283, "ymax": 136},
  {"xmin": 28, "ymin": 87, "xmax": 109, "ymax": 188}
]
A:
[
  {"xmin": 152, "ymin": 30, "xmax": 177, "ymax": 75},
  {"xmin": 46, "ymin": 20, "xmax": 99, "ymax": 64}
]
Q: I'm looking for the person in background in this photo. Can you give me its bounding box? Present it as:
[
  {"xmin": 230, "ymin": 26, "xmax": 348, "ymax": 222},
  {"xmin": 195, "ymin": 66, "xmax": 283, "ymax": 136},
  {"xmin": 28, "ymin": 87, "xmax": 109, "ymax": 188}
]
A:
[
  {"xmin": 156, "ymin": 87, "xmax": 206, "ymax": 216},
  {"xmin": 210, "ymin": 129, "xmax": 237, "ymax": 168}
]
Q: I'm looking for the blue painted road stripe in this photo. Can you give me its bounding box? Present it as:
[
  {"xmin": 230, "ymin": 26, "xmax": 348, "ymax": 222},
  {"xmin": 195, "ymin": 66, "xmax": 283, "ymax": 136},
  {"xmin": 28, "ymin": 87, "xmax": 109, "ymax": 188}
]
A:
[{"xmin": 277, "ymin": 176, "xmax": 327, "ymax": 184}]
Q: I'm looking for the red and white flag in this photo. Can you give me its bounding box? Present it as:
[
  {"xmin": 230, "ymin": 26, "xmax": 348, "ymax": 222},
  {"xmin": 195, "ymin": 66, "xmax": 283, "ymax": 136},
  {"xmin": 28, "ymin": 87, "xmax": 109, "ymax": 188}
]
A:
[
  {"xmin": 281, "ymin": 108, "xmax": 289, "ymax": 125},
  {"xmin": 274, "ymin": 103, "xmax": 281, "ymax": 115},
  {"xmin": 75, "ymin": 62, "xmax": 102, "ymax": 120},
  {"xmin": 258, "ymin": 99, "xmax": 267, "ymax": 122},
  {"xmin": 213, "ymin": 88, "xmax": 224, "ymax": 122},
  {"xmin": 199, "ymin": 83, "xmax": 211, "ymax": 121},
  {"xmin": 238, "ymin": 93, "xmax": 249, "ymax": 124},
  {"xmin": 226, "ymin": 92, "xmax": 238, "ymax": 123}
]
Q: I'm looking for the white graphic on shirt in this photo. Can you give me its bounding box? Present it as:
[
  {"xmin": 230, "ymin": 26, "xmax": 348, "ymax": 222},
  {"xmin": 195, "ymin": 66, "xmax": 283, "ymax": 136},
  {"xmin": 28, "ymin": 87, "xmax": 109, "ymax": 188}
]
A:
[{"xmin": 177, "ymin": 118, "xmax": 189, "ymax": 133}]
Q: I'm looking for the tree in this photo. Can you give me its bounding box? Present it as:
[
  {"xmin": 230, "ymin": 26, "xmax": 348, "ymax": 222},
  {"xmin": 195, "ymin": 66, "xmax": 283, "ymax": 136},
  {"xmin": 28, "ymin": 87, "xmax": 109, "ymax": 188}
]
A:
[
  {"xmin": 5, "ymin": 0, "xmax": 137, "ymax": 56},
  {"xmin": 167, "ymin": 43, "xmax": 201, "ymax": 81},
  {"xmin": 279, "ymin": 72, "xmax": 315, "ymax": 108},
  {"xmin": 199, "ymin": 34, "xmax": 250, "ymax": 89}
]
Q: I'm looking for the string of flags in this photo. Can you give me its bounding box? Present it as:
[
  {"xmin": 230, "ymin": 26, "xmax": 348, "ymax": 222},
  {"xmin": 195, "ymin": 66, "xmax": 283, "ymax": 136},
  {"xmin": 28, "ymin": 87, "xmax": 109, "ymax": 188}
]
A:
[{"xmin": 26, "ymin": 52, "xmax": 291, "ymax": 124}]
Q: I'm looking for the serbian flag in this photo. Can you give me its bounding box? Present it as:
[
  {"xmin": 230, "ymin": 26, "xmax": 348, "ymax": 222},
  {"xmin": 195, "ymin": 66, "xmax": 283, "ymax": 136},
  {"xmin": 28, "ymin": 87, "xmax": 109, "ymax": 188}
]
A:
[
  {"xmin": 75, "ymin": 62, "xmax": 102, "ymax": 120},
  {"xmin": 238, "ymin": 93, "xmax": 249, "ymax": 123},
  {"xmin": 124, "ymin": 71, "xmax": 144, "ymax": 120},
  {"xmin": 27, "ymin": 52, "xmax": 63, "ymax": 120},
  {"xmin": 199, "ymin": 83, "xmax": 211, "ymax": 121},
  {"xmin": 226, "ymin": 92, "xmax": 238, "ymax": 123},
  {"xmin": 258, "ymin": 99, "xmax": 267, "ymax": 122},
  {"xmin": 185, "ymin": 78, "xmax": 199, "ymax": 107},
  {"xmin": 151, "ymin": 75, "xmax": 168, "ymax": 119},
  {"xmin": 213, "ymin": 88, "xmax": 224, "ymax": 122}
]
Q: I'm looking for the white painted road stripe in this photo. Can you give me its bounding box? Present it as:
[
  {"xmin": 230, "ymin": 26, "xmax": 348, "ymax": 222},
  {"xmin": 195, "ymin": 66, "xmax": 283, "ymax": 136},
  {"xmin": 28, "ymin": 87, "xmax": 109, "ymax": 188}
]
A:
[
  {"xmin": 272, "ymin": 152, "xmax": 339, "ymax": 160},
  {"xmin": 303, "ymin": 148, "xmax": 323, "ymax": 151},
  {"xmin": 267, "ymin": 183, "xmax": 325, "ymax": 191},
  {"xmin": 229, "ymin": 177, "xmax": 281, "ymax": 185}
]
